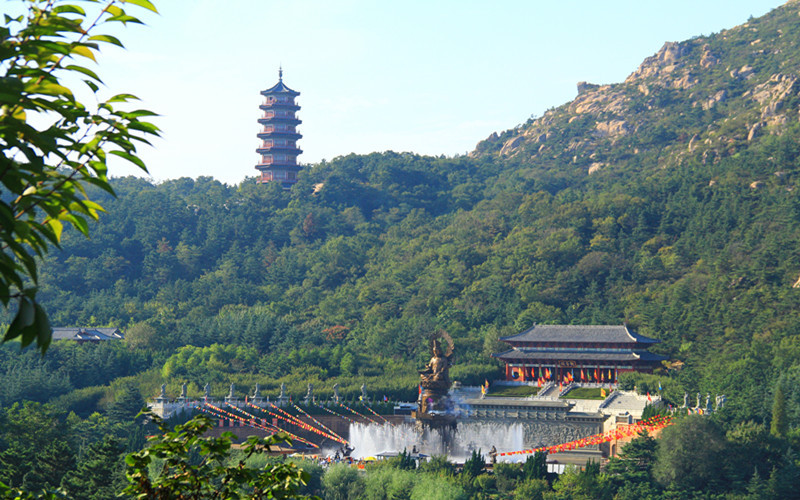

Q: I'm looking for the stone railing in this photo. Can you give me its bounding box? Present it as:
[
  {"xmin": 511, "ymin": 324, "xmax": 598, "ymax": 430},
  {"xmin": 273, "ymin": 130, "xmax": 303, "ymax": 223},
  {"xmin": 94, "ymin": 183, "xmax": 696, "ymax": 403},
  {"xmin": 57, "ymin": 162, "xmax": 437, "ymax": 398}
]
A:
[{"xmin": 558, "ymin": 382, "xmax": 578, "ymax": 397}]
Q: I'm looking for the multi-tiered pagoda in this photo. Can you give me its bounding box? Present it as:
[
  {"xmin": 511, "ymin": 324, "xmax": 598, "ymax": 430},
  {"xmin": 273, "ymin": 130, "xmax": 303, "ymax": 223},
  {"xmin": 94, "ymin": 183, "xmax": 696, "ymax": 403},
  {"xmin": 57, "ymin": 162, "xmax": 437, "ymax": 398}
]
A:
[
  {"xmin": 255, "ymin": 69, "xmax": 303, "ymax": 187},
  {"xmin": 492, "ymin": 324, "xmax": 667, "ymax": 384}
]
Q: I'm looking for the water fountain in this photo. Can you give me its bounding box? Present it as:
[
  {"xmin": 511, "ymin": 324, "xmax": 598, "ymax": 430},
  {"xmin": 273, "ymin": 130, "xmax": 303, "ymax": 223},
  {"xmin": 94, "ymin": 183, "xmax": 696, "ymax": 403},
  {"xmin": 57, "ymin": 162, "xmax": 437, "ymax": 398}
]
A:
[{"xmin": 346, "ymin": 333, "xmax": 607, "ymax": 463}]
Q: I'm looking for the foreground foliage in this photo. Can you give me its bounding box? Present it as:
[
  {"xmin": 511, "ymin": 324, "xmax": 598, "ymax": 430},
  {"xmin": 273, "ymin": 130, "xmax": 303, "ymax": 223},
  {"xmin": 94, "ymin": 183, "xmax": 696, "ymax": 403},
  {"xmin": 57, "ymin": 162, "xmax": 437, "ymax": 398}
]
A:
[
  {"xmin": 0, "ymin": 0, "xmax": 159, "ymax": 352},
  {"xmin": 123, "ymin": 412, "xmax": 313, "ymax": 499}
]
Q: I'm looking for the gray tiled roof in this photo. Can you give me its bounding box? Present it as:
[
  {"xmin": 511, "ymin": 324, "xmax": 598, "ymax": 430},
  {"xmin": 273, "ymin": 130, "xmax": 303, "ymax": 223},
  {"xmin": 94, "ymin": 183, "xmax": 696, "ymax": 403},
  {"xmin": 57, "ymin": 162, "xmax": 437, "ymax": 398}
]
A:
[
  {"xmin": 492, "ymin": 348, "xmax": 667, "ymax": 362},
  {"xmin": 500, "ymin": 324, "xmax": 659, "ymax": 344},
  {"xmin": 52, "ymin": 327, "xmax": 124, "ymax": 341}
]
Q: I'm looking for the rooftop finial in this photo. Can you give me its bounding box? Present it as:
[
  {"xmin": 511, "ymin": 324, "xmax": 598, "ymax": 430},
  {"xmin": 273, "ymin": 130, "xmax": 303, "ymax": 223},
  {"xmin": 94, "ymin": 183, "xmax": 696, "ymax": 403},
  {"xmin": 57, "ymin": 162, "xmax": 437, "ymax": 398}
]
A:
[{"xmin": 279, "ymin": 66, "xmax": 283, "ymax": 81}]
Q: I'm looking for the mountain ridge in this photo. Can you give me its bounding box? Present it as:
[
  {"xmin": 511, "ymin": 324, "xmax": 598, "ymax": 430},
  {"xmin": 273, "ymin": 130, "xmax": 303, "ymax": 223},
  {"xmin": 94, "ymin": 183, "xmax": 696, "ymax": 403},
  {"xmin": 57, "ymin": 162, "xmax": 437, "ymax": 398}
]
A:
[{"xmin": 473, "ymin": 1, "xmax": 800, "ymax": 184}]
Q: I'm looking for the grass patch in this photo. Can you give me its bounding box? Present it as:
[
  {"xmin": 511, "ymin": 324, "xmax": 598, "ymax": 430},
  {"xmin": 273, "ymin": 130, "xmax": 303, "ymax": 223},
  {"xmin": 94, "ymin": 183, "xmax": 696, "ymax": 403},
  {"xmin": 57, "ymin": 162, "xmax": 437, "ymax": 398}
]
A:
[
  {"xmin": 561, "ymin": 387, "xmax": 610, "ymax": 400},
  {"xmin": 487, "ymin": 385, "xmax": 540, "ymax": 398}
]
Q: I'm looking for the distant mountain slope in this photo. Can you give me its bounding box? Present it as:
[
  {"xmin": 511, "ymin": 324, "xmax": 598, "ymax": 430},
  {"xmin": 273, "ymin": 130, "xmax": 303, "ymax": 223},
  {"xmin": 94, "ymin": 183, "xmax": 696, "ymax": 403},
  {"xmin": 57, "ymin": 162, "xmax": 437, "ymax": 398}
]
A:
[
  {"xmin": 7, "ymin": 1, "xmax": 800, "ymax": 426},
  {"xmin": 473, "ymin": 0, "xmax": 800, "ymax": 182}
]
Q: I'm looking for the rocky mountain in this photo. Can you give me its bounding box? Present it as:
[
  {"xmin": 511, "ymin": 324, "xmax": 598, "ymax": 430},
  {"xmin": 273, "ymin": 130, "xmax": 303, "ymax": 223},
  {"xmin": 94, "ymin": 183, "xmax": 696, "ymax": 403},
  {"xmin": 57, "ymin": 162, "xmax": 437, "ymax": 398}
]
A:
[{"xmin": 474, "ymin": 0, "xmax": 800, "ymax": 183}]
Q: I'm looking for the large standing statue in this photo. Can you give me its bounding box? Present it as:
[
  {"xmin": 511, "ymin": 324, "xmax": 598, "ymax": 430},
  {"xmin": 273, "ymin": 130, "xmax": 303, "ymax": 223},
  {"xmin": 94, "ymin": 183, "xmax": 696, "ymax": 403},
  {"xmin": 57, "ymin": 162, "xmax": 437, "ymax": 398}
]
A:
[
  {"xmin": 333, "ymin": 383, "xmax": 341, "ymax": 403},
  {"xmin": 360, "ymin": 384, "xmax": 368, "ymax": 402},
  {"xmin": 180, "ymin": 382, "xmax": 187, "ymax": 399},
  {"xmin": 204, "ymin": 383, "xmax": 211, "ymax": 399},
  {"xmin": 682, "ymin": 392, "xmax": 688, "ymax": 408}
]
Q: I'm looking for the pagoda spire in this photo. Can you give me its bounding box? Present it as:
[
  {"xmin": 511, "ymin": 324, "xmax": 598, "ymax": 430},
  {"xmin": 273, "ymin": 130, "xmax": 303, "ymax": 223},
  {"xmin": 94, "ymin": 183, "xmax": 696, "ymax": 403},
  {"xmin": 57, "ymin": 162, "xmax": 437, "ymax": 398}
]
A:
[{"xmin": 254, "ymin": 70, "xmax": 302, "ymax": 187}]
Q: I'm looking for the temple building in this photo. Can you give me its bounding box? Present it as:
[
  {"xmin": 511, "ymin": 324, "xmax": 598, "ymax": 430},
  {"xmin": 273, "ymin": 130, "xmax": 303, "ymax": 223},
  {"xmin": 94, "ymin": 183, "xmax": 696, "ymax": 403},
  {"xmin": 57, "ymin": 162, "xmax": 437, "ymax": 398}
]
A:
[
  {"xmin": 492, "ymin": 324, "xmax": 666, "ymax": 384},
  {"xmin": 52, "ymin": 327, "xmax": 124, "ymax": 343},
  {"xmin": 255, "ymin": 68, "xmax": 303, "ymax": 187}
]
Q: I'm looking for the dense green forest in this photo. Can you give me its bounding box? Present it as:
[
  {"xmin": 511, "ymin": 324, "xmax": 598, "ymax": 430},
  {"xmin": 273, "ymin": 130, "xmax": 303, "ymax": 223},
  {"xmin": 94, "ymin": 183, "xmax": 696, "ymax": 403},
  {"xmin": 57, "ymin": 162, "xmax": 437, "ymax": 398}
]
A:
[{"xmin": 5, "ymin": 1, "xmax": 800, "ymax": 498}]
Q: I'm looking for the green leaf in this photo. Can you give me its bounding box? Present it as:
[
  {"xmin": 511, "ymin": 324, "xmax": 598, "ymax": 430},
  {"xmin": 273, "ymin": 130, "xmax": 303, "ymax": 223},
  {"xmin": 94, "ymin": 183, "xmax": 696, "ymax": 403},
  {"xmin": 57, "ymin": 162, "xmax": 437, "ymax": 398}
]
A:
[
  {"xmin": 107, "ymin": 93, "xmax": 139, "ymax": 103},
  {"xmin": 5, "ymin": 295, "xmax": 35, "ymax": 344},
  {"xmin": 109, "ymin": 150, "xmax": 147, "ymax": 170},
  {"xmin": 65, "ymin": 213, "xmax": 89, "ymax": 236},
  {"xmin": 65, "ymin": 64, "xmax": 103, "ymax": 82},
  {"xmin": 106, "ymin": 14, "xmax": 143, "ymax": 25},
  {"xmin": 88, "ymin": 34, "xmax": 124, "ymax": 47},
  {"xmin": 53, "ymin": 5, "xmax": 86, "ymax": 15},
  {"xmin": 46, "ymin": 219, "xmax": 63, "ymax": 242},
  {"xmin": 84, "ymin": 80, "xmax": 100, "ymax": 93},
  {"xmin": 34, "ymin": 302, "xmax": 51, "ymax": 353},
  {"xmin": 24, "ymin": 80, "xmax": 75, "ymax": 98},
  {"xmin": 121, "ymin": 109, "xmax": 159, "ymax": 118},
  {"xmin": 122, "ymin": 0, "xmax": 159, "ymax": 13},
  {"xmin": 105, "ymin": 5, "xmax": 124, "ymax": 17},
  {"xmin": 71, "ymin": 45, "xmax": 97, "ymax": 62}
]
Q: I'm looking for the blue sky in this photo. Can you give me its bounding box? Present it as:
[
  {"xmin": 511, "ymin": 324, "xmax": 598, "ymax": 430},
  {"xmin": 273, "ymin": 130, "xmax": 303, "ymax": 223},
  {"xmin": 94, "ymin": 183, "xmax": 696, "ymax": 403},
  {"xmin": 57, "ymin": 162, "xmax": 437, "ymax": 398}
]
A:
[{"xmin": 94, "ymin": 0, "xmax": 786, "ymax": 184}]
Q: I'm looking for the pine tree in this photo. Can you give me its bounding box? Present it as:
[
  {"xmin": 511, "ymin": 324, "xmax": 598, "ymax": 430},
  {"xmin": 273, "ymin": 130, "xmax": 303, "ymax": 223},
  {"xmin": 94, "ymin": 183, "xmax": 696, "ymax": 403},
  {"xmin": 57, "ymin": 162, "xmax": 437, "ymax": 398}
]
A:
[
  {"xmin": 462, "ymin": 449, "xmax": 485, "ymax": 478},
  {"xmin": 770, "ymin": 384, "xmax": 787, "ymax": 438},
  {"xmin": 20, "ymin": 440, "xmax": 76, "ymax": 492},
  {"xmin": 107, "ymin": 383, "xmax": 145, "ymax": 424},
  {"xmin": 60, "ymin": 436, "xmax": 126, "ymax": 500},
  {"xmin": 522, "ymin": 451, "xmax": 547, "ymax": 481}
]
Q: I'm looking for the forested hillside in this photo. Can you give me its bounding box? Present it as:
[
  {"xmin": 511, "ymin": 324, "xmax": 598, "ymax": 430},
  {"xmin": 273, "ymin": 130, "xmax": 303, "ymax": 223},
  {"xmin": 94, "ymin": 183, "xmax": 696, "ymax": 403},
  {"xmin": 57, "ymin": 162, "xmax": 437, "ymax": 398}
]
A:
[{"xmin": 4, "ymin": 0, "xmax": 800, "ymax": 436}]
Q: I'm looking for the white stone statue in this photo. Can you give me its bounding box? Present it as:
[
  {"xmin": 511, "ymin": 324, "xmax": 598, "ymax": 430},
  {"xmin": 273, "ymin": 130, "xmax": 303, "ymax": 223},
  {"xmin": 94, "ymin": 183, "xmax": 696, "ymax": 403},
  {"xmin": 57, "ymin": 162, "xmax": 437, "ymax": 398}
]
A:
[{"xmin": 304, "ymin": 383, "xmax": 314, "ymax": 403}]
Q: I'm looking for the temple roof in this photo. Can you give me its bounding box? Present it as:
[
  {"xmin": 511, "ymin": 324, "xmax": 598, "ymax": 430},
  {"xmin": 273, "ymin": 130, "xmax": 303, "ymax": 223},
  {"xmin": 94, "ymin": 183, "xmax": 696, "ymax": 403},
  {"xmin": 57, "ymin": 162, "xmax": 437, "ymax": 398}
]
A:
[
  {"xmin": 261, "ymin": 69, "xmax": 299, "ymax": 96},
  {"xmin": 492, "ymin": 348, "xmax": 668, "ymax": 363},
  {"xmin": 500, "ymin": 324, "xmax": 660, "ymax": 345},
  {"xmin": 52, "ymin": 327, "xmax": 124, "ymax": 341}
]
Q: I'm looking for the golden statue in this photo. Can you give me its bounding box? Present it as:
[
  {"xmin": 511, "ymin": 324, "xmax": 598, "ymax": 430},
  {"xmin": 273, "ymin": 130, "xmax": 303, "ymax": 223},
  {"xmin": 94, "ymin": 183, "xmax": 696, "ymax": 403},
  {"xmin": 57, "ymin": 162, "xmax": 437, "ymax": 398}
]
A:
[
  {"xmin": 417, "ymin": 333, "xmax": 454, "ymax": 416},
  {"xmin": 419, "ymin": 339, "xmax": 450, "ymax": 389},
  {"xmin": 419, "ymin": 338, "xmax": 453, "ymax": 393}
]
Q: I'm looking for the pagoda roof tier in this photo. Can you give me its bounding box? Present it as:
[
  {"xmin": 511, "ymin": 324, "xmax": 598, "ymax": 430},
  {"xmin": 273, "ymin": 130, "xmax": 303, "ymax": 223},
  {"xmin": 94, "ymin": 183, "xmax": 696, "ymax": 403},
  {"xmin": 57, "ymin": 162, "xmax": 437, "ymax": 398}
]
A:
[
  {"xmin": 261, "ymin": 79, "xmax": 299, "ymax": 96},
  {"xmin": 256, "ymin": 146, "xmax": 303, "ymax": 155},
  {"xmin": 260, "ymin": 102, "xmax": 300, "ymax": 111},
  {"xmin": 255, "ymin": 163, "xmax": 303, "ymax": 171},
  {"xmin": 258, "ymin": 117, "xmax": 302, "ymax": 126},
  {"xmin": 501, "ymin": 324, "xmax": 660, "ymax": 345},
  {"xmin": 257, "ymin": 131, "xmax": 302, "ymax": 140},
  {"xmin": 492, "ymin": 348, "xmax": 668, "ymax": 363}
]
